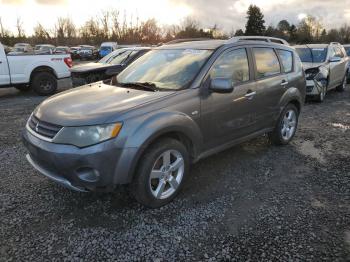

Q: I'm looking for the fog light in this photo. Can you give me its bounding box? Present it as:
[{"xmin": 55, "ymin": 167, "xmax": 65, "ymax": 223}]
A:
[{"xmin": 76, "ymin": 167, "xmax": 100, "ymax": 183}]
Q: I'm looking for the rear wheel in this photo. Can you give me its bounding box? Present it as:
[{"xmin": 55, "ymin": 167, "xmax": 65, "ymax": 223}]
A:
[
  {"xmin": 269, "ymin": 104, "xmax": 299, "ymax": 145},
  {"xmin": 336, "ymin": 74, "xmax": 347, "ymax": 92},
  {"xmin": 130, "ymin": 138, "xmax": 189, "ymax": 208},
  {"xmin": 31, "ymin": 72, "xmax": 57, "ymax": 96}
]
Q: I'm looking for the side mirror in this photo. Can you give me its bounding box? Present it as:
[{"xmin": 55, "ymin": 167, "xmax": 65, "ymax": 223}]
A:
[
  {"xmin": 209, "ymin": 78, "xmax": 233, "ymax": 93},
  {"xmin": 329, "ymin": 56, "xmax": 341, "ymax": 63}
]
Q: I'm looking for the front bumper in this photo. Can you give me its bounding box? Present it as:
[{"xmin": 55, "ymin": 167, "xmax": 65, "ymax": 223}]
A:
[
  {"xmin": 22, "ymin": 129, "xmax": 139, "ymax": 192},
  {"xmin": 306, "ymin": 80, "xmax": 323, "ymax": 96}
]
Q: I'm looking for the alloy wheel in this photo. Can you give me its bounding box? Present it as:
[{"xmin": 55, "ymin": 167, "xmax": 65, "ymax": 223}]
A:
[
  {"xmin": 281, "ymin": 109, "xmax": 297, "ymax": 141},
  {"xmin": 149, "ymin": 150, "xmax": 184, "ymax": 200}
]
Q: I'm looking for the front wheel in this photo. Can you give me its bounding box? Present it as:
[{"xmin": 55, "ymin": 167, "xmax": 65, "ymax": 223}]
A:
[
  {"xmin": 269, "ymin": 104, "xmax": 299, "ymax": 145},
  {"xmin": 130, "ymin": 138, "xmax": 190, "ymax": 208}
]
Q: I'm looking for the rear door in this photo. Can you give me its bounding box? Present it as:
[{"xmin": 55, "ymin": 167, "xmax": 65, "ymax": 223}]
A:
[
  {"xmin": 0, "ymin": 47, "xmax": 10, "ymax": 86},
  {"xmin": 251, "ymin": 46, "xmax": 286, "ymax": 128}
]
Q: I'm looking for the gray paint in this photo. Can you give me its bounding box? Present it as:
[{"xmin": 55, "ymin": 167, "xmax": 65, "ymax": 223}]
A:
[{"xmin": 23, "ymin": 40, "xmax": 306, "ymax": 191}]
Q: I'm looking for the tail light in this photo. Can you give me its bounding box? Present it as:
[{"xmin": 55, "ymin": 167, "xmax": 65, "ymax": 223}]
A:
[{"xmin": 64, "ymin": 57, "xmax": 73, "ymax": 68}]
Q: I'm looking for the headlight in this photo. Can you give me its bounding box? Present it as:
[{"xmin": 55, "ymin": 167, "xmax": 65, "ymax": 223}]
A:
[{"xmin": 53, "ymin": 123, "xmax": 122, "ymax": 147}]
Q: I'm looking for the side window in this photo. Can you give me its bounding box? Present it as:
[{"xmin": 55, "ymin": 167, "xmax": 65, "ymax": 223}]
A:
[
  {"xmin": 253, "ymin": 48, "xmax": 281, "ymax": 79},
  {"xmin": 277, "ymin": 49, "xmax": 293, "ymax": 73},
  {"xmin": 329, "ymin": 47, "xmax": 336, "ymax": 58},
  {"xmin": 210, "ymin": 48, "xmax": 250, "ymax": 85},
  {"xmin": 335, "ymin": 47, "xmax": 344, "ymax": 58}
]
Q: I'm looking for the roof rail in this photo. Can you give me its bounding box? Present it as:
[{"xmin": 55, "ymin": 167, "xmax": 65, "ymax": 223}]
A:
[
  {"xmin": 162, "ymin": 38, "xmax": 212, "ymax": 45},
  {"xmin": 227, "ymin": 36, "xmax": 290, "ymax": 46}
]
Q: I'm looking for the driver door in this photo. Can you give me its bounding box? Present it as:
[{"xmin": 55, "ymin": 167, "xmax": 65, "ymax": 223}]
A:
[{"xmin": 200, "ymin": 48, "xmax": 259, "ymax": 150}]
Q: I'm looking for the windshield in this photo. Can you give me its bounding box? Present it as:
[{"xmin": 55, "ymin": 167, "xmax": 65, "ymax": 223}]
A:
[
  {"xmin": 99, "ymin": 49, "xmax": 130, "ymax": 64},
  {"xmin": 296, "ymin": 47, "xmax": 328, "ymax": 63},
  {"xmin": 344, "ymin": 47, "xmax": 350, "ymax": 57},
  {"xmin": 117, "ymin": 49, "xmax": 213, "ymax": 90}
]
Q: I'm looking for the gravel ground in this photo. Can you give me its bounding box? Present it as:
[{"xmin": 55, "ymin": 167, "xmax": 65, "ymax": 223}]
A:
[{"xmin": 0, "ymin": 85, "xmax": 349, "ymax": 261}]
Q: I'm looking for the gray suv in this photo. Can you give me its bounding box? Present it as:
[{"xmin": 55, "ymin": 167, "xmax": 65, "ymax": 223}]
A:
[
  {"xmin": 23, "ymin": 39, "xmax": 306, "ymax": 207},
  {"xmin": 295, "ymin": 43, "xmax": 348, "ymax": 102}
]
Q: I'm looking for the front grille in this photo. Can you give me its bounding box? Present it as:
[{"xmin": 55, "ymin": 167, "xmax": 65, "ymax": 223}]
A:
[
  {"xmin": 306, "ymin": 85, "xmax": 314, "ymax": 93},
  {"xmin": 28, "ymin": 115, "xmax": 62, "ymax": 139}
]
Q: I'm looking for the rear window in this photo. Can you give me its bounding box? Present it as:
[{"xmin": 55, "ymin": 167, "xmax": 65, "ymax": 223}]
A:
[
  {"xmin": 277, "ymin": 49, "xmax": 293, "ymax": 73},
  {"xmin": 295, "ymin": 48, "xmax": 327, "ymax": 63},
  {"xmin": 253, "ymin": 48, "xmax": 281, "ymax": 79}
]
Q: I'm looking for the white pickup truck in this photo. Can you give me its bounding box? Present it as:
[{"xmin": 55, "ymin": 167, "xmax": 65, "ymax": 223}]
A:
[{"xmin": 0, "ymin": 42, "xmax": 72, "ymax": 95}]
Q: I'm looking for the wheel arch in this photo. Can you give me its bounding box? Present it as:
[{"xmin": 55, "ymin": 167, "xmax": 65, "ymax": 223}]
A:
[{"xmin": 30, "ymin": 66, "xmax": 57, "ymax": 84}]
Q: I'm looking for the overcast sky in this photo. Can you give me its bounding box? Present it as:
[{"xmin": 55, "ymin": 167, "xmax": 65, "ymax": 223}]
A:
[{"xmin": 1, "ymin": 0, "xmax": 350, "ymax": 35}]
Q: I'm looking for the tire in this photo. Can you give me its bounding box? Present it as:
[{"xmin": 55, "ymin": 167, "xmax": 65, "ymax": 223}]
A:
[
  {"xmin": 315, "ymin": 80, "xmax": 327, "ymax": 103},
  {"xmin": 336, "ymin": 74, "xmax": 347, "ymax": 92},
  {"xmin": 15, "ymin": 85, "xmax": 31, "ymax": 92},
  {"xmin": 31, "ymin": 72, "xmax": 57, "ymax": 96},
  {"xmin": 269, "ymin": 104, "xmax": 299, "ymax": 145},
  {"xmin": 130, "ymin": 138, "xmax": 190, "ymax": 208}
]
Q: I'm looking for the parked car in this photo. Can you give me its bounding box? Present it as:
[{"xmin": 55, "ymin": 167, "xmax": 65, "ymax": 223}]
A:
[
  {"xmin": 70, "ymin": 46, "xmax": 81, "ymax": 59},
  {"xmin": 70, "ymin": 47, "xmax": 150, "ymax": 86},
  {"xmin": 14, "ymin": 43, "xmax": 33, "ymax": 53},
  {"xmin": 343, "ymin": 44, "xmax": 350, "ymax": 83},
  {"xmin": 295, "ymin": 43, "xmax": 348, "ymax": 102},
  {"xmin": 34, "ymin": 44, "xmax": 56, "ymax": 54},
  {"xmin": 23, "ymin": 38, "xmax": 305, "ymax": 207},
  {"xmin": 0, "ymin": 42, "xmax": 72, "ymax": 95},
  {"xmin": 99, "ymin": 42, "xmax": 118, "ymax": 58},
  {"xmin": 55, "ymin": 46, "xmax": 70, "ymax": 54},
  {"xmin": 78, "ymin": 45, "xmax": 99, "ymax": 60}
]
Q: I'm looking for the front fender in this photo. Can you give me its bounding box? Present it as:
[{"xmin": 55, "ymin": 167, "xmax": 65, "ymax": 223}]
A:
[{"xmin": 115, "ymin": 111, "xmax": 203, "ymax": 184}]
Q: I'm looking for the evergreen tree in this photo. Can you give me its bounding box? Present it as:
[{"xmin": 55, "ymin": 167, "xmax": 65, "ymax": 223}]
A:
[
  {"xmin": 234, "ymin": 29, "xmax": 244, "ymax": 36},
  {"xmin": 245, "ymin": 5, "xmax": 266, "ymax": 36}
]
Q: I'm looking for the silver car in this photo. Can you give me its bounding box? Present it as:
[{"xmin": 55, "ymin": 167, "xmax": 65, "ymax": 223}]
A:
[{"xmin": 295, "ymin": 43, "xmax": 348, "ymax": 102}]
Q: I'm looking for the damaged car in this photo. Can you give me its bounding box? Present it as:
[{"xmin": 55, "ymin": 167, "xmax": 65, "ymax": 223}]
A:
[
  {"xmin": 70, "ymin": 47, "xmax": 150, "ymax": 86},
  {"xmin": 295, "ymin": 43, "xmax": 349, "ymax": 102}
]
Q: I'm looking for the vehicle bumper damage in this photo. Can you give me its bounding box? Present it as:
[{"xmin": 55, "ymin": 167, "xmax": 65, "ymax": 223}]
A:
[
  {"xmin": 22, "ymin": 129, "xmax": 138, "ymax": 192},
  {"xmin": 305, "ymin": 66, "xmax": 328, "ymax": 96}
]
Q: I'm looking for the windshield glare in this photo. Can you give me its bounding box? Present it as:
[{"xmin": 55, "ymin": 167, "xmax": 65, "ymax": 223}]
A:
[
  {"xmin": 117, "ymin": 49, "xmax": 213, "ymax": 90},
  {"xmin": 296, "ymin": 48, "xmax": 327, "ymax": 63},
  {"xmin": 99, "ymin": 49, "xmax": 130, "ymax": 64}
]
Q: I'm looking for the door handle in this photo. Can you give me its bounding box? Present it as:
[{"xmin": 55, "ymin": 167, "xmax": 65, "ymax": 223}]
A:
[
  {"xmin": 244, "ymin": 91, "xmax": 256, "ymax": 99},
  {"xmin": 281, "ymin": 80, "xmax": 289, "ymax": 86}
]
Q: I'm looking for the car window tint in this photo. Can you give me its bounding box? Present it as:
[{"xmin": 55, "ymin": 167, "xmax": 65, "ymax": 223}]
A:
[
  {"xmin": 253, "ymin": 48, "xmax": 281, "ymax": 78},
  {"xmin": 277, "ymin": 49, "xmax": 293, "ymax": 73},
  {"xmin": 210, "ymin": 48, "xmax": 250, "ymax": 85}
]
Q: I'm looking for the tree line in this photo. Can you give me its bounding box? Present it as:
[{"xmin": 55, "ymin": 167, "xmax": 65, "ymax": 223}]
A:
[{"xmin": 0, "ymin": 5, "xmax": 350, "ymax": 47}]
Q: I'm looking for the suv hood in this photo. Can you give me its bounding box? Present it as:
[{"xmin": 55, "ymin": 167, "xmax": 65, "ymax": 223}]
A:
[
  {"xmin": 302, "ymin": 62, "xmax": 326, "ymax": 70},
  {"xmin": 34, "ymin": 83, "xmax": 175, "ymax": 126},
  {"xmin": 70, "ymin": 63, "xmax": 120, "ymax": 73}
]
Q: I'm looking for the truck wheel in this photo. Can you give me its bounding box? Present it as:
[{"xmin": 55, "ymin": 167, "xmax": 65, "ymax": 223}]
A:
[
  {"xmin": 336, "ymin": 74, "xmax": 347, "ymax": 92},
  {"xmin": 130, "ymin": 138, "xmax": 190, "ymax": 208},
  {"xmin": 32, "ymin": 72, "xmax": 57, "ymax": 96},
  {"xmin": 269, "ymin": 104, "xmax": 299, "ymax": 145},
  {"xmin": 15, "ymin": 85, "xmax": 31, "ymax": 92}
]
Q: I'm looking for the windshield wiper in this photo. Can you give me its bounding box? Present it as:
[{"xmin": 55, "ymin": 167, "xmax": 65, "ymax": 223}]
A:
[{"xmin": 119, "ymin": 82, "xmax": 159, "ymax": 92}]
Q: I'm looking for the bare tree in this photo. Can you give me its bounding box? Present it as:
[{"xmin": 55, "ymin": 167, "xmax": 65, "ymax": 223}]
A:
[{"xmin": 16, "ymin": 17, "xmax": 25, "ymax": 38}]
